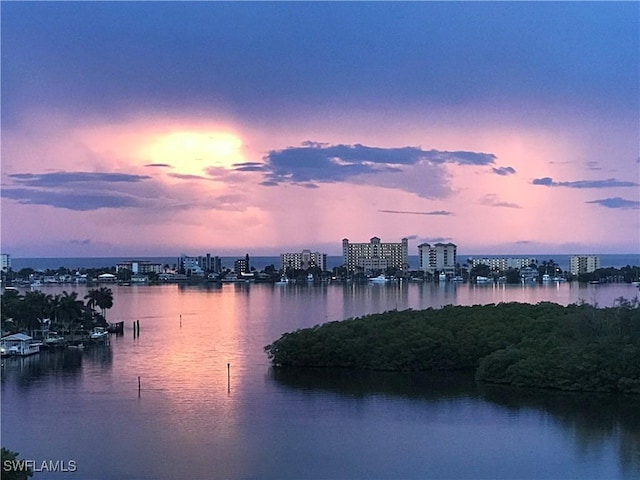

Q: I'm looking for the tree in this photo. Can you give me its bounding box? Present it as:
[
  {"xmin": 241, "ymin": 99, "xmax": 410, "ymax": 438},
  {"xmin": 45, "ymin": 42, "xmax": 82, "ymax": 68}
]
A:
[
  {"xmin": 55, "ymin": 291, "xmax": 85, "ymax": 333},
  {"xmin": 1, "ymin": 447, "xmax": 33, "ymax": 479},
  {"xmin": 84, "ymin": 289, "xmax": 100, "ymax": 311},
  {"xmin": 505, "ymin": 268, "xmax": 521, "ymax": 284},
  {"xmin": 471, "ymin": 264, "xmax": 491, "ymax": 279},
  {"xmin": 21, "ymin": 291, "xmax": 52, "ymax": 336},
  {"xmin": 95, "ymin": 287, "xmax": 114, "ymax": 321}
]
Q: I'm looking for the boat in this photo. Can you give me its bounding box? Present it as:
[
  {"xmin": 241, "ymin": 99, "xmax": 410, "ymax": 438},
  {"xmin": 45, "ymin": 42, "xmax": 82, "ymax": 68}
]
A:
[
  {"xmin": 90, "ymin": 327, "xmax": 109, "ymax": 340},
  {"xmin": 107, "ymin": 321, "xmax": 125, "ymax": 334},
  {"xmin": 542, "ymin": 274, "xmax": 551, "ymax": 282},
  {"xmin": 368, "ymin": 274, "xmax": 389, "ymax": 283},
  {"xmin": 438, "ymin": 273, "xmax": 447, "ymax": 282},
  {"xmin": 275, "ymin": 276, "xmax": 289, "ymax": 286},
  {"xmin": 44, "ymin": 332, "xmax": 66, "ymax": 346}
]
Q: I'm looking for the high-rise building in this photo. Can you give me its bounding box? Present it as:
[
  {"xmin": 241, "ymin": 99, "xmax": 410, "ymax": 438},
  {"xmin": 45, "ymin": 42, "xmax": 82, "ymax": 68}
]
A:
[
  {"xmin": 199, "ymin": 254, "xmax": 222, "ymax": 273},
  {"xmin": 569, "ymin": 255, "xmax": 600, "ymax": 275},
  {"xmin": 418, "ymin": 243, "xmax": 457, "ymax": 275},
  {"xmin": 1, "ymin": 253, "xmax": 11, "ymax": 272},
  {"xmin": 234, "ymin": 254, "xmax": 251, "ymax": 274},
  {"xmin": 281, "ymin": 249, "xmax": 327, "ymax": 272},
  {"xmin": 342, "ymin": 237, "xmax": 408, "ymax": 272}
]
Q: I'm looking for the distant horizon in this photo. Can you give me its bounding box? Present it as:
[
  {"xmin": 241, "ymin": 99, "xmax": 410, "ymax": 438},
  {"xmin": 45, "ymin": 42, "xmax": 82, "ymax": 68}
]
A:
[{"xmin": 7, "ymin": 251, "xmax": 639, "ymax": 260}]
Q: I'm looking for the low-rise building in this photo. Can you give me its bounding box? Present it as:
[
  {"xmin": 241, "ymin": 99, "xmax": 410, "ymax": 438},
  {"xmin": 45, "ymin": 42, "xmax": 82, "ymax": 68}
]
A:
[
  {"xmin": 179, "ymin": 255, "xmax": 205, "ymax": 276},
  {"xmin": 469, "ymin": 257, "xmax": 537, "ymax": 271},
  {"xmin": 116, "ymin": 260, "xmax": 163, "ymax": 274}
]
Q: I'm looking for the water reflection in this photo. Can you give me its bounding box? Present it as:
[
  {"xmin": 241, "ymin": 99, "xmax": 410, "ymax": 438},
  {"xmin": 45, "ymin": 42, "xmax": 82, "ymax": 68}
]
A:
[
  {"xmin": 269, "ymin": 366, "xmax": 479, "ymax": 400},
  {"xmin": 270, "ymin": 367, "xmax": 640, "ymax": 476},
  {"xmin": 3, "ymin": 282, "xmax": 638, "ymax": 479},
  {"xmin": 1, "ymin": 344, "xmax": 113, "ymax": 388}
]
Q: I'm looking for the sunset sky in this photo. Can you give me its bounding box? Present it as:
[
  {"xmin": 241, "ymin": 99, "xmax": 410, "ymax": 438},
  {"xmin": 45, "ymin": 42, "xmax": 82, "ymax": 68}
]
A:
[{"xmin": 2, "ymin": 2, "xmax": 639, "ymax": 258}]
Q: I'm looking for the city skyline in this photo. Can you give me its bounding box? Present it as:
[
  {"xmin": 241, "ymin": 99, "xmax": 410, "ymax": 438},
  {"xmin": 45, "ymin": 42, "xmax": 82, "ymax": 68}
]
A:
[{"xmin": 2, "ymin": 2, "xmax": 639, "ymax": 258}]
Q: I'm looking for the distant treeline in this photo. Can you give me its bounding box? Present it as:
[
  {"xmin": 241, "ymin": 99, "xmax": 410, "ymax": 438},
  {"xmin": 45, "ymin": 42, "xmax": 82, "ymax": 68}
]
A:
[
  {"xmin": 265, "ymin": 299, "xmax": 640, "ymax": 394},
  {"xmin": 577, "ymin": 265, "xmax": 640, "ymax": 283}
]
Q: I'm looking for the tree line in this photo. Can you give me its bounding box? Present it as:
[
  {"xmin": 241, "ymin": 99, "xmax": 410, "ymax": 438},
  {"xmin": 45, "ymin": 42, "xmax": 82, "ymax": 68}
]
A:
[
  {"xmin": 1, "ymin": 288, "xmax": 114, "ymax": 336},
  {"xmin": 265, "ymin": 299, "xmax": 640, "ymax": 394}
]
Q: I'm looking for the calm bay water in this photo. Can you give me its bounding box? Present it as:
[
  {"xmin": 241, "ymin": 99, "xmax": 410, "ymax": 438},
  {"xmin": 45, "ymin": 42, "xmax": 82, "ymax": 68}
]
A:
[{"xmin": 2, "ymin": 281, "xmax": 639, "ymax": 479}]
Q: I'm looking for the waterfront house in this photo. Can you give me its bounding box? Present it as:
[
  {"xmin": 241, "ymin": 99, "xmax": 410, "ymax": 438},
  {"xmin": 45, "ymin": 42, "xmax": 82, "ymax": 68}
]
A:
[{"xmin": 1, "ymin": 333, "xmax": 41, "ymax": 357}]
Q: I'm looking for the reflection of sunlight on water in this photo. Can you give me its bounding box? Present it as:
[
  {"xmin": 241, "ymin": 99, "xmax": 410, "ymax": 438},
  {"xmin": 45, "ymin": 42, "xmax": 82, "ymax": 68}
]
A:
[{"xmin": 3, "ymin": 282, "xmax": 638, "ymax": 479}]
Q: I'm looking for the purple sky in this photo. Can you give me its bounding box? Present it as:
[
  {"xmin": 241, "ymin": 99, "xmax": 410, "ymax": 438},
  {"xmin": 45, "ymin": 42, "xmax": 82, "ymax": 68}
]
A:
[{"xmin": 1, "ymin": 2, "xmax": 639, "ymax": 257}]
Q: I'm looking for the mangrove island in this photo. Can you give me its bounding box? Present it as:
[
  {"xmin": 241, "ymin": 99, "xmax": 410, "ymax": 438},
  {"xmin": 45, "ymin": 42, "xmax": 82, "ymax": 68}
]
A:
[{"xmin": 265, "ymin": 299, "xmax": 640, "ymax": 394}]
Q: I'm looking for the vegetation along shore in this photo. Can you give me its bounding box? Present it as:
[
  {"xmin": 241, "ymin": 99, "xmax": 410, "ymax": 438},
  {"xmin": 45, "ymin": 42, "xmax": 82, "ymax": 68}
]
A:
[{"xmin": 265, "ymin": 299, "xmax": 640, "ymax": 394}]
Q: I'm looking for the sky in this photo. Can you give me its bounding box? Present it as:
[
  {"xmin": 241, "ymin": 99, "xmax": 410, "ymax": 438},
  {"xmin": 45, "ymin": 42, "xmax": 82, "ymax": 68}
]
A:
[{"xmin": 1, "ymin": 1, "xmax": 639, "ymax": 258}]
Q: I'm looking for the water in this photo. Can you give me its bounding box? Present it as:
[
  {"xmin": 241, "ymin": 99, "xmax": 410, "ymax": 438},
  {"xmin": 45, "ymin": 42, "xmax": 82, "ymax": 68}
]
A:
[{"xmin": 2, "ymin": 282, "xmax": 639, "ymax": 479}]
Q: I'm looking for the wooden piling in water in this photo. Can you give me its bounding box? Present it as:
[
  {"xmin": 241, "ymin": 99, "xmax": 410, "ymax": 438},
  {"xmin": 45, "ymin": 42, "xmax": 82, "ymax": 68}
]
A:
[{"xmin": 227, "ymin": 363, "xmax": 230, "ymax": 392}]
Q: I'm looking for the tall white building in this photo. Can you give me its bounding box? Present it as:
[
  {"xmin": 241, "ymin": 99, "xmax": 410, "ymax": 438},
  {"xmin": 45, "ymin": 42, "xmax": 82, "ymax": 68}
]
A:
[
  {"xmin": 1, "ymin": 253, "xmax": 11, "ymax": 272},
  {"xmin": 569, "ymin": 255, "xmax": 600, "ymax": 275},
  {"xmin": 418, "ymin": 243, "xmax": 457, "ymax": 275},
  {"xmin": 342, "ymin": 237, "xmax": 408, "ymax": 272},
  {"xmin": 280, "ymin": 249, "xmax": 327, "ymax": 272}
]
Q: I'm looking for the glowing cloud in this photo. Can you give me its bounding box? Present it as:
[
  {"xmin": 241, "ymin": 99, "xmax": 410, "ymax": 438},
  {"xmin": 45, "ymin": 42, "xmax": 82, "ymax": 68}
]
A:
[{"xmin": 139, "ymin": 131, "xmax": 244, "ymax": 176}]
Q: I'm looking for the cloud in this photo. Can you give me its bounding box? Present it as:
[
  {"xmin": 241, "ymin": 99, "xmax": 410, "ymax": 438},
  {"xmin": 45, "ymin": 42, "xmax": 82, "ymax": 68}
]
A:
[
  {"xmin": 586, "ymin": 197, "xmax": 640, "ymax": 209},
  {"xmin": 585, "ymin": 161, "xmax": 601, "ymax": 171},
  {"xmin": 8, "ymin": 171, "xmax": 151, "ymax": 187},
  {"xmin": 167, "ymin": 173, "xmax": 208, "ymax": 181},
  {"xmin": 1, "ymin": 187, "xmax": 143, "ymax": 211},
  {"xmin": 2, "ymin": 171, "xmax": 152, "ymax": 210},
  {"xmin": 532, "ymin": 177, "xmax": 638, "ymax": 188},
  {"xmin": 2, "ymin": 169, "xmax": 248, "ymax": 212},
  {"xmin": 379, "ymin": 210, "xmax": 453, "ymax": 216},
  {"xmin": 259, "ymin": 142, "xmax": 497, "ymax": 198},
  {"xmin": 232, "ymin": 162, "xmax": 267, "ymax": 172},
  {"xmin": 492, "ymin": 166, "xmax": 516, "ymax": 176},
  {"xmin": 69, "ymin": 239, "xmax": 92, "ymax": 245},
  {"xmin": 479, "ymin": 194, "xmax": 521, "ymax": 209},
  {"xmin": 145, "ymin": 163, "xmax": 173, "ymax": 168},
  {"xmin": 417, "ymin": 237, "xmax": 455, "ymax": 243}
]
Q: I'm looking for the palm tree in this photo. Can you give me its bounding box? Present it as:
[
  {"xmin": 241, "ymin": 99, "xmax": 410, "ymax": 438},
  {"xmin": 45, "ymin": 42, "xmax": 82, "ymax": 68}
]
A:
[
  {"xmin": 95, "ymin": 287, "xmax": 114, "ymax": 321},
  {"xmin": 55, "ymin": 291, "xmax": 85, "ymax": 334},
  {"xmin": 84, "ymin": 289, "xmax": 100, "ymax": 311},
  {"xmin": 22, "ymin": 290, "xmax": 52, "ymax": 336}
]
